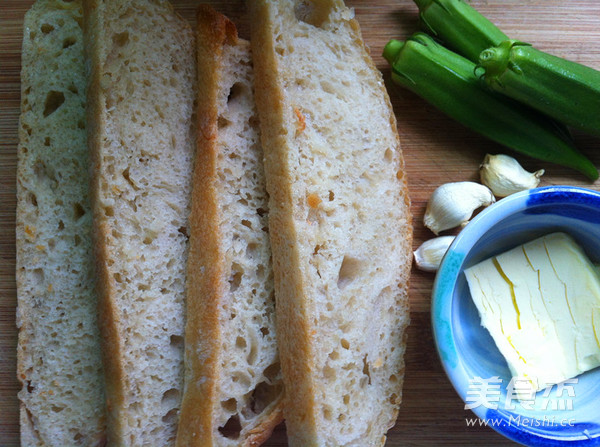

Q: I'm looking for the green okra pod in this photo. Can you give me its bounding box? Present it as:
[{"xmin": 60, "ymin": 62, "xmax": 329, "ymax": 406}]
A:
[
  {"xmin": 383, "ymin": 33, "xmax": 598, "ymax": 180},
  {"xmin": 413, "ymin": 0, "xmax": 508, "ymax": 62},
  {"xmin": 478, "ymin": 40, "xmax": 600, "ymax": 137}
]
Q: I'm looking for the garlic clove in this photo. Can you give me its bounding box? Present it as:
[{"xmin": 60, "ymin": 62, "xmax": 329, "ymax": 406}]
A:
[
  {"xmin": 480, "ymin": 153, "xmax": 544, "ymax": 198},
  {"xmin": 414, "ymin": 236, "xmax": 456, "ymax": 272},
  {"xmin": 424, "ymin": 181, "xmax": 495, "ymax": 235}
]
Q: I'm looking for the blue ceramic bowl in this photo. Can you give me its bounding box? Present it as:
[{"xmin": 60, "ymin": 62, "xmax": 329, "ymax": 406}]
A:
[{"xmin": 432, "ymin": 185, "xmax": 600, "ymax": 446}]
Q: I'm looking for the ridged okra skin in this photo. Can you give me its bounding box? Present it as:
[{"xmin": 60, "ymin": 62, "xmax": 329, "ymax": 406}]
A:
[
  {"xmin": 414, "ymin": 0, "xmax": 508, "ymax": 62},
  {"xmin": 479, "ymin": 40, "xmax": 600, "ymax": 137},
  {"xmin": 383, "ymin": 34, "xmax": 598, "ymax": 180}
]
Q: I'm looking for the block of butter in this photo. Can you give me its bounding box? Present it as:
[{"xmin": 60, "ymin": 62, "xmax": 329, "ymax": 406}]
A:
[{"xmin": 465, "ymin": 232, "xmax": 600, "ymax": 393}]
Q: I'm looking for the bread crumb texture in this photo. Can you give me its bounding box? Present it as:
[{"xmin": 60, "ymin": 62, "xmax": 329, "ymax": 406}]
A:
[
  {"xmin": 214, "ymin": 41, "xmax": 282, "ymax": 445},
  {"xmin": 254, "ymin": 1, "xmax": 412, "ymax": 445},
  {"xmin": 16, "ymin": 1, "xmax": 106, "ymax": 446},
  {"xmin": 91, "ymin": 0, "xmax": 195, "ymax": 444}
]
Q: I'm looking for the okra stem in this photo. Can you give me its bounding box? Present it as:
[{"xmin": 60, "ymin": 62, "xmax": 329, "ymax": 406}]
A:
[
  {"xmin": 413, "ymin": 0, "xmax": 508, "ymax": 62},
  {"xmin": 478, "ymin": 40, "xmax": 600, "ymax": 137},
  {"xmin": 384, "ymin": 34, "xmax": 598, "ymax": 180}
]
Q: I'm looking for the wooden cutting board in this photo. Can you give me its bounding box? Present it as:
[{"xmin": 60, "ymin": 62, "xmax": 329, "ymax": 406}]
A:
[{"xmin": 1, "ymin": 1, "xmax": 599, "ymax": 445}]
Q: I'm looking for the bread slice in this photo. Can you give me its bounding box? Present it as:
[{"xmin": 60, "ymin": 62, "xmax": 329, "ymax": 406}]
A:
[
  {"xmin": 249, "ymin": 1, "xmax": 413, "ymax": 445},
  {"xmin": 16, "ymin": 1, "xmax": 107, "ymax": 445},
  {"xmin": 176, "ymin": 6, "xmax": 283, "ymax": 447},
  {"xmin": 83, "ymin": 0, "xmax": 196, "ymax": 444}
]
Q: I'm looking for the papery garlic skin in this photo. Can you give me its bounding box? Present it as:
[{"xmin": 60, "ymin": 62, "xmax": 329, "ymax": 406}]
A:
[
  {"xmin": 414, "ymin": 236, "xmax": 456, "ymax": 272},
  {"xmin": 480, "ymin": 153, "xmax": 544, "ymax": 198},
  {"xmin": 424, "ymin": 182, "xmax": 495, "ymax": 235}
]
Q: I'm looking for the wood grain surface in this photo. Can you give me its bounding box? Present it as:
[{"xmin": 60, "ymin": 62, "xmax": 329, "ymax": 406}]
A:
[{"xmin": 2, "ymin": 1, "xmax": 600, "ymax": 445}]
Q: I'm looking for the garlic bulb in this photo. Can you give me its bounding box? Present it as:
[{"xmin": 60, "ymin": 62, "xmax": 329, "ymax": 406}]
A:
[
  {"xmin": 424, "ymin": 182, "xmax": 495, "ymax": 235},
  {"xmin": 414, "ymin": 236, "xmax": 456, "ymax": 272},
  {"xmin": 480, "ymin": 153, "xmax": 544, "ymax": 198}
]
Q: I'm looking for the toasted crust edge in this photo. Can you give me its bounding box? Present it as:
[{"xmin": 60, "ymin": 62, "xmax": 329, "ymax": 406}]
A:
[
  {"xmin": 249, "ymin": 0, "xmax": 413, "ymax": 445},
  {"xmin": 176, "ymin": 5, "xmax": 283, "ymax": 447},
  {"xmin": 82, "ymin": 0, "xmax": 128, "ymax": 443}
]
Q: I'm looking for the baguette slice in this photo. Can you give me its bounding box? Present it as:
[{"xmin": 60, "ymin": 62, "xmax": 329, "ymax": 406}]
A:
[
  {"xmin": 249, "ymin": 1, "xmax": 412, "ymax": 445},
  {"xmin": 176, "ymin": 6, "xmax": 283, "ymax": 447},
  {"xmin": 16, "ymin": 1, "xmax": 107, "ymax": 445},
  {"xmin": 84, "ymin": 0, "xmax": 196, "ymax": 444}
]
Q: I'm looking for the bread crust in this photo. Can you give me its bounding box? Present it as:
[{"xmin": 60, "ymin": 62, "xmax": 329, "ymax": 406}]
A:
[
  {"xmin": 176, "ymin": 6, "xmax": 229, "ymax": 445},
  {"xmin": 249, "ymin": 0, "xmax": 319, "ymax": 442},
  {"xmin": 84, "ymin": 0, "xmax": 196, "ymax": 444},
  {"xmin": 17, "ymin": 1, "xmax": 107, "ymax": 445},
  {"xmin": 176, "ymin": 6, "xmax": 283, "ymax": 446},
  {"xmin": 83, "ymin": 0, "xmax": 127, "ymax": 441},
  {"xmin": 249, "ymin": 1, "xmax": 412, "ymax": 445}
]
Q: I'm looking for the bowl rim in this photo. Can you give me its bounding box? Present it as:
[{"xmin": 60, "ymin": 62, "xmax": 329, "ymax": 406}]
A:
[{"xmin": 431, "ymin": 185, "xmax": 600, "ymax": 446}]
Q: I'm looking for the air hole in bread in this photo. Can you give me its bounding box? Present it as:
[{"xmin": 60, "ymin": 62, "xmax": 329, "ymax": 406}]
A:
[
  {"xmin": 73, "ymin": 202, "xmax": 85, "ymax": 220},
  {"xmin": 218, "ymin": 116, "xmax": 231, "ymax": 129},
  {"xmin": 384, "ymin": 148, "xmax": 393, "ymax": 162},
  {"xmin": 104, "ymin": 206, "xmax": 114, "ymax": 217},
  {"xmin": 169, "ymin": 334, "xmax": 183, "ymax": 348},
  {"xmin": 337, "ymin": 256, "xmax": 362, "ymax": 290},
  {"xmin": 235, "ymin": 336, "xmax": 247, "ymax": 349},
  {"xmin": 256, "ymin": 207, "xmax": 267, "ymax": 217},
  {"xmin": 241, "ymin": 219, "xmax": 252, "ymax": 229},
  {"xmin": 44, "ymin": 137, "xmax": 51, "ymax": 146},
  {"xmin": 162, "ymin": 408, "xmax": 178, "ymax": 424},
  {"xmin": 51, "ymin": 405, "xmax": 64, "ymax": 413},
  {"xmin": 26, "ymin": 380, "xmax": 35, "ymax": 393},
  {"xmin": 389, "ymin": 374, "xmax": 398, "ymax": 383},
  {"xmin": 247, "ymin": 336, "xmax": 258, "ymax": 364},
  {"xmin": 178, "ymin": 226, "xmax": 188, "ymax": 239},
  {"xmin": 362, "ymin": 355, "xmax": 371, "ymax": 385},
  {"xmin": 343, "ymin": 394, "xmax": 350, "ymax": 405},
  {"xmin": 62, "ymin": 36, "xmax": 76, "ymax": 49},
  {"xmin": 43, "ymin": 90, "xmax": 65, "ymax": 117},
  {"xmin": 218, "ymin": 414, "xmax": 242, "ymax": 440},
  {"xmin": 256, "ymin": 264, "xmax": 265, "ymax": 279},
  {"xmin": 40, "ymin": 23, "xmax": 54, "ymax": 34},
  {"xmin": 233, "ymin": 373, "xmax": 251, "ymax": 389},
  {"xmin": 340, "ymin": 338, "xmax": 350, "ymax": 350},
  {"xmin": 113, "ymin": 272, "xmax": 124, "ymax": 283},
  {"xmin": 260, "ymin": 326, "xmax": 269, "ymax": 336},
  {"xmin": 32, "ymin": 268, "xmax": 44, "ymax": 285},
  {"xmin": 323, "ymin": 365, "xmax": 336, "ymax": 380},
  {"xmin": 221, "ymin": 398, "xmax": 237, "ymax": 413},
  {"xmin": 122, "ymin": 167, "xmax": 138, "ymax": 190},
  {"xmin": 28, "ymin": 193, "xmax": 38, "ymax": 207},
  {"xmin": 250, "ymin": 381, "xmax": 281, "ymax": 414},
  {"xmin": 322, "ymin": 406, "xmax": 333, "ymax": 421},
  {"xmin": 58, "ymin": 220, "xmax": 64, "ymax": 230},
  {"xmin": 389, "ymin": 393, "xmax": 399, "ymax": 405},
  {"xmin": 161, "ymin": 388, "xmax": 179, "ymax": 408},
  {"xmin": 294, "ymin": 0, "xmax": 332, "ymax": 28},
  {"xmin": 227, "ymin": 82, "xmax": 246, "ymax": 105},
  {"xmin": 328, "ymin": 350, "xmax": 339, "ymax": 361},
  {"xmin": 74, "ymin": 234, "xmax": 81, "ymax": 247},
  {"xmin": 328, "ymin": 190, "xmax": 335, "ymax": 201},
  {"xmin": 112, "ymin": 31, "xmax": 129, "ymax": 47},
  {"xmin": 229, "ymin": 265, "xmax": 243, "ymax": 292},
  {"xmin": 263, "ymin": 362, "xmax": 280, "ymax": 383}
]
